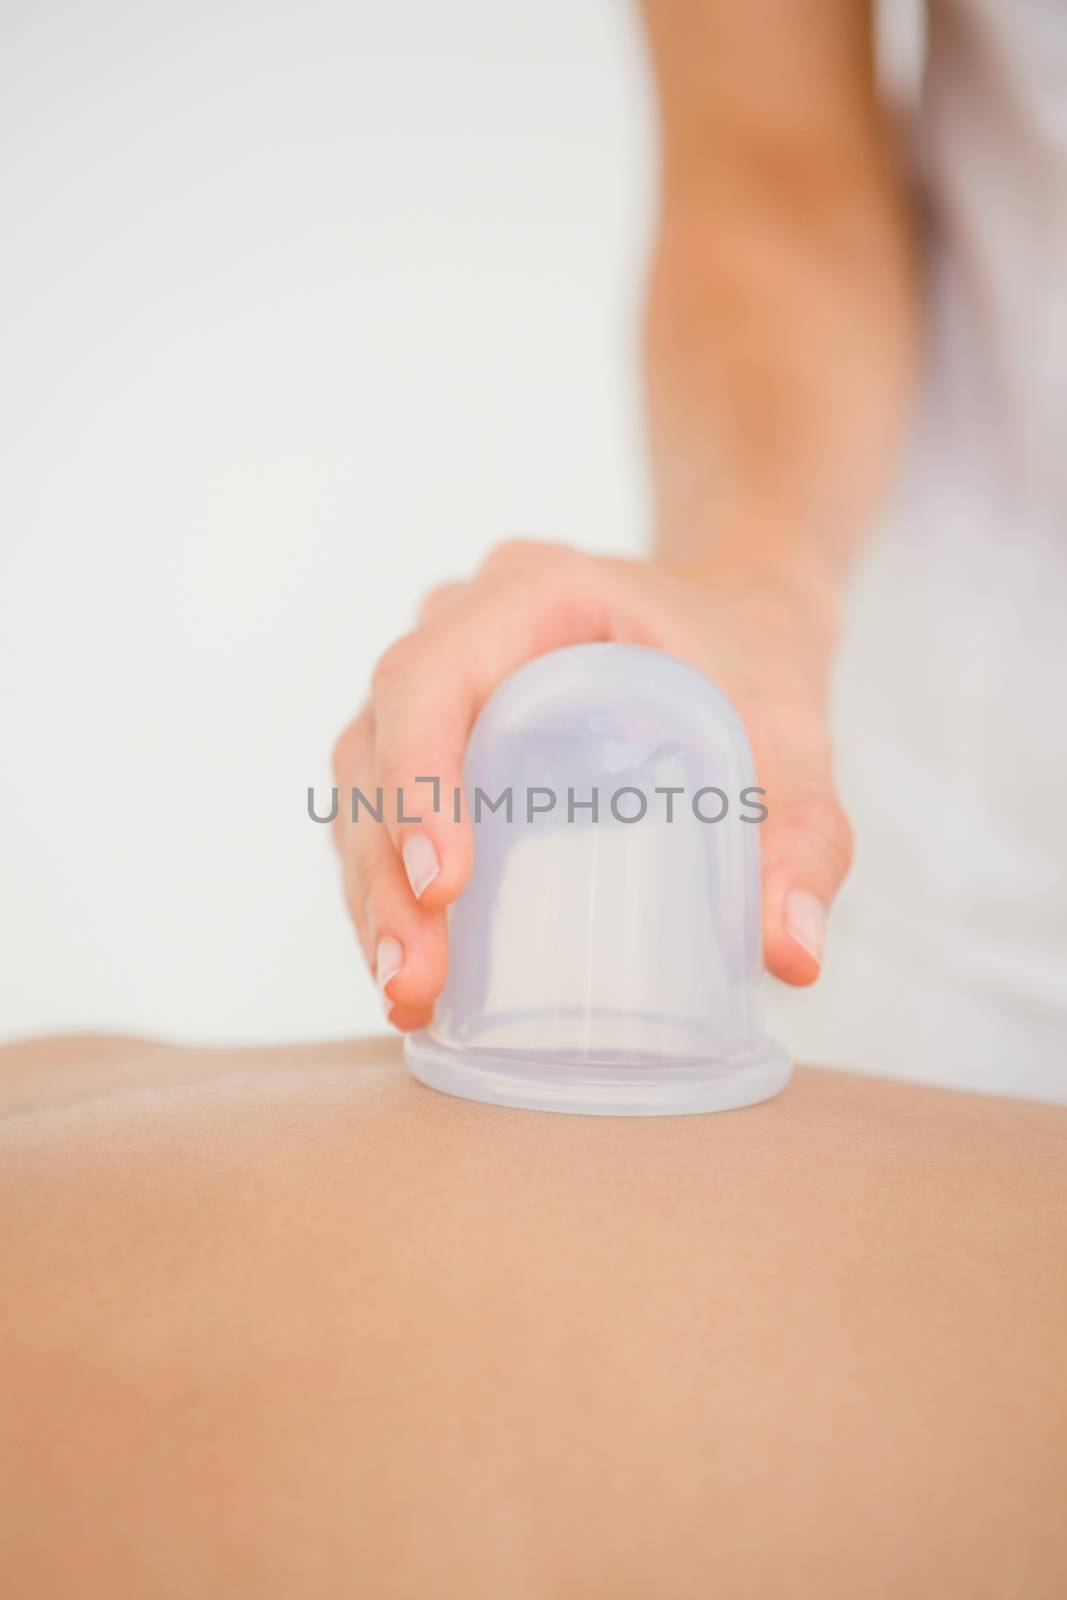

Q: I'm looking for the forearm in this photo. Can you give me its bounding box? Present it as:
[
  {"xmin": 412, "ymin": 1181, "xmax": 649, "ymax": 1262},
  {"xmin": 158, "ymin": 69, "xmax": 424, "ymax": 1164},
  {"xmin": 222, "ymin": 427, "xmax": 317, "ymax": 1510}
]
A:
[{"xmin": 640, "ymin": 5, "xmax": 920, "ymax": 582}]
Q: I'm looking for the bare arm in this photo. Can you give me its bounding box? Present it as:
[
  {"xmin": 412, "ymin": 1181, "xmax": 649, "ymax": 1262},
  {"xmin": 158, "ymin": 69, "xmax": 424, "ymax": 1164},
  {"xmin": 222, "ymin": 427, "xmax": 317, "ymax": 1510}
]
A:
[
  {"xmin": 330, "ymin": 4, "xmax": 919, "ymax": 1020},
  {"xmin": 640, "ymin": 0, "xmax": 918, "ymax": 574}
]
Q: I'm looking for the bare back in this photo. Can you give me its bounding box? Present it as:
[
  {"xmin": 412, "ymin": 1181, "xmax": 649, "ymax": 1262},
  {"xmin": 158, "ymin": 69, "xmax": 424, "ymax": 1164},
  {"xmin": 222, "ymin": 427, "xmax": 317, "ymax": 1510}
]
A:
[{"xmin": 2, "ymin": 1036, "xmax": 1065, "ymax": 1597}]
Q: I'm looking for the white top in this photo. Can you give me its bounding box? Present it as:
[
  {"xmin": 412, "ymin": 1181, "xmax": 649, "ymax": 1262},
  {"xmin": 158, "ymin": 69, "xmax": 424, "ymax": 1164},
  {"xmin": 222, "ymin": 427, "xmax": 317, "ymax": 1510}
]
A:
[{"xmin": 768, "ymin": 0, "xmax": 1067, "ymax": 1102}]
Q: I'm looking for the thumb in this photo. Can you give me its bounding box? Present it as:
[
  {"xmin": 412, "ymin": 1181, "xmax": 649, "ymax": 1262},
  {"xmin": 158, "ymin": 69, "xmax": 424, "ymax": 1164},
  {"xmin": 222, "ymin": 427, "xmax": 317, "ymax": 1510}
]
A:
[{"xmin": 758, "ymin": 762, "xmax": 854, "ymax": 986}]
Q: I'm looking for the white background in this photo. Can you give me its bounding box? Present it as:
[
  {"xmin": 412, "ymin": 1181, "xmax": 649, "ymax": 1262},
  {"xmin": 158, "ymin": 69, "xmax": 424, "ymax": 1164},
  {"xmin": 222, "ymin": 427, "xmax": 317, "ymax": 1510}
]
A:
[
  {"xmin": 0, "ymin": 0, "xmax": 655, "ymax": 1043},
  {"xmin": 12, "ymin": 2, "xmax": 1055, "ymax": 1107}
]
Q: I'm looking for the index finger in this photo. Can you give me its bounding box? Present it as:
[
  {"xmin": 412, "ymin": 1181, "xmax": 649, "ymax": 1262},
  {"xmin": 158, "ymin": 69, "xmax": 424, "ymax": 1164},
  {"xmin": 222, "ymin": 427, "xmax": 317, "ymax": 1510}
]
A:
[{"xmin": 369, "ymin": 543, "xmax": 614, "ymax": 911}]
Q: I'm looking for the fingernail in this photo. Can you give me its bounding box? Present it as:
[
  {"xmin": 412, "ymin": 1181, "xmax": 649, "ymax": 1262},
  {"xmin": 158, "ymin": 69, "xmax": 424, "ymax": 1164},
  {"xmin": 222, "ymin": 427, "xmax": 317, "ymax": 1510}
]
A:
[
  {"xmin": 375, "ymin": 936, "xmax": 403, "ymax": 1001},
  {"xmin": 402, "ymin": 833, "xmax": 439, "ymax": 899},
  {"xmin": 785, "ymin": 888, "xmax": 826, "ymax": 965}
]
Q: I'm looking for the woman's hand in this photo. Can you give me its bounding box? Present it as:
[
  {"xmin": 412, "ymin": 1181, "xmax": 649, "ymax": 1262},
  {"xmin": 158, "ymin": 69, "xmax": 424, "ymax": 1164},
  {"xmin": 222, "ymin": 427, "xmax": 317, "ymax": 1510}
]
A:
[{"xmin": 332, "ymin": 538, "xmax": 851, "ymax": 1029}]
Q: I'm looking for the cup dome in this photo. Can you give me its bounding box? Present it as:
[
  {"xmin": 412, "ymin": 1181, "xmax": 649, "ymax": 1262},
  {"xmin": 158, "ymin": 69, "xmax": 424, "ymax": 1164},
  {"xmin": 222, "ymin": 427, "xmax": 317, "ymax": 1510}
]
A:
[{"xmin": 404, "ymin": 644, "xmax": 790, "ymax": 1114}]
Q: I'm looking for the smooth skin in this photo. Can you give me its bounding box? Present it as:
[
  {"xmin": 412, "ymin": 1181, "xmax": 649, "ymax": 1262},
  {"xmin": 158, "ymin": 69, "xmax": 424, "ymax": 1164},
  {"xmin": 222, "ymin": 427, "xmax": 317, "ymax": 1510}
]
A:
[
  {"xmin": 331, "ymin": 0, "xmax": 918, "ymax": 1028},
  {"xmin": 2, "ymin": 1034, "xmax": 1065, "ymax": 1597}
]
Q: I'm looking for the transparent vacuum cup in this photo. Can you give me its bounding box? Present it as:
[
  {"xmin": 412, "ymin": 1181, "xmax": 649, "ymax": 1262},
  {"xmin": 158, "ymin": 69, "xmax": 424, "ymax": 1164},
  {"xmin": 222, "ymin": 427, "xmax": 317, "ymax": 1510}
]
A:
[{"xmin": 404, "ymin": 644, "xmax": 791, "ymax": 1115}]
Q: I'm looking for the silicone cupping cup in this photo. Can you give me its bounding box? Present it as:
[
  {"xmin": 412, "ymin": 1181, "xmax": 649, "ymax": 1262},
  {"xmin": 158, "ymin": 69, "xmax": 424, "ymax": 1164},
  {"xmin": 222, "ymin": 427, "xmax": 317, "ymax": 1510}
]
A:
[{"xmin": 404, "ymin": 643, "xmax": 791, "ymax": 1115}]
